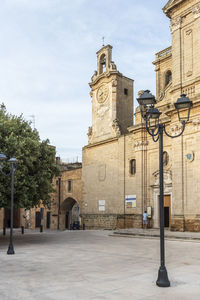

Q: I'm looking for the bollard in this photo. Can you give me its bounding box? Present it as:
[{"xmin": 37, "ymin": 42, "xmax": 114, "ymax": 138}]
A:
[
  {"xmin": 21, "ymin": 226, "xmax": 24, "ymax": 234},
  {"xmin": 3, "ymin": 227, "xmax": 6, "ymax": 236},
  {"xmin": 83, "ymin": 224, "xmax": 85, "ymax": 230},
  {"xmin": 40, "ymin": 225, "xmax": 43, "ymax": 232}
]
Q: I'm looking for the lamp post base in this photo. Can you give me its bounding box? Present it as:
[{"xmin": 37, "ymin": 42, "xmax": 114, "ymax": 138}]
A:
[
  {"xmin": 156, "ymin": 266, "xmax": 170, "ymax": 287},
  {"xmin": 7, "ymin": 244, "xmax": 15, "ymax": 255}
]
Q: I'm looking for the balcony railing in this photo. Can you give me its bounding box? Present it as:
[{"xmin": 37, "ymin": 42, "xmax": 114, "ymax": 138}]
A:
[{"xmin": 156, "ymin": 46, "xmax": 172, "ymax": 59}]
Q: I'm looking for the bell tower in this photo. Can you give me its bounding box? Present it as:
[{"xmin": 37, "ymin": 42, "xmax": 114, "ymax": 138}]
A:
[
  {"xmin": 88, "ymin": 45, "xmax": 134, "ymax": 144},
  {"xmin": 97, "ymin": 45, "xmax": 113, "ymax": 75}
]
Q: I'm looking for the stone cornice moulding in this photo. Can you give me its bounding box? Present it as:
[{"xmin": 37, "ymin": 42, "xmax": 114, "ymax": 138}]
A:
[
  {"xmin": 170, "ymin": 16, "xmax": 182, "ymax": 33},
  {"xmin": 89, "ymin": 71, "xmax": 120, "ymax": 87},
  {"xmin": 83, "ymin": 136, "xmax": 119, "ymax": 149},
  {"xmin": 167, "ymin": 2, "xmax": 200, "ymax": 24},
  {"xmin": 89, "ymin": 71, "xmax": 133, "ymax": 88},
  {"xmin": 151, "ymin": 169, "xmax": 172, "ymax": 189},
  {"xmin": 127, "ymin": 123, "xmax": 146, "ymax": 133},
  {"xmin": 192, "ymin": 4, "xmax": 200, "ymax": 19},
  {"xmin": 163, "ymin": 0, "xmax": 186, "ymax": 18},
  {"xmin": 192, "ymin": 118, "xmax": 200, "ymax": 131},
  {"xmin": 170, "ymin": 123, "xmax": 183, "ymax": 136},
  {"xmin": 134, "ymin": 140, "xmax": 148, "ymax": 151}
]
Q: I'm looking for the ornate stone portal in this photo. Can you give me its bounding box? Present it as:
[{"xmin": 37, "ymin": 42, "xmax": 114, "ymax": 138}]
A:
[{"xmin": 151, "ymin": 170, "xmax": 172, "ymax": 228}]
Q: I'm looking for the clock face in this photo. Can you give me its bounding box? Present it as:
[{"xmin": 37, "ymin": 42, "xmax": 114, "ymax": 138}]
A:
[{"xmin": 97, "ymin": 84, "xmax": 109, "ymax": 103}]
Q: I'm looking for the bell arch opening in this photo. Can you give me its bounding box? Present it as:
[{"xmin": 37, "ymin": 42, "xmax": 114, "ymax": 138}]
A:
[{"xmin": 99, "ymin": 53, "xmax": 106, "ymax": 74}]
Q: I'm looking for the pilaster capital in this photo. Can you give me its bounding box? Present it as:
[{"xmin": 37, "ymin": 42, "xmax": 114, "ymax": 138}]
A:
[{"xmin": 170, "ymin": 17, "xmax": 182, "ymax": 33}]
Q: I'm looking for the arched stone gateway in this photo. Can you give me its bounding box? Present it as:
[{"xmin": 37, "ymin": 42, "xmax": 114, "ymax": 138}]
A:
[{"xmin": 60, "ymin": 197, "xmax": 80, "ymax": 230}]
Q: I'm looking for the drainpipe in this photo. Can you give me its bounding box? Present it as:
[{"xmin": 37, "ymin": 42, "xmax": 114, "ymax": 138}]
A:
[
  {"xmin": 123, "ymin": 135, "xmax": 126, "ymax": 229},
  {"xmin": 57, "ymin": 177, "xmax": 61, "ymax": 230},
  {"xmin": 181, "ymin": 135, "xmax": 185, "ymax": 231}
]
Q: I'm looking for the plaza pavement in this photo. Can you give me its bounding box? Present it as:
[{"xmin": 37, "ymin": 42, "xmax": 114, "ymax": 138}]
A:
[
  {"xmin": 113, "ymin": 227, "xmax": 200, "ymax": 241},
  {"xmin": 0, "ymin": 229, "xmax": 200, "ymax": 300}
]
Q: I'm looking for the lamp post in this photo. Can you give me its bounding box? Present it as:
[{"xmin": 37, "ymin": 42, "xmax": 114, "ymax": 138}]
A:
[
  {"xmin": 0, "ymin": 154, "xmax": 17, "ymax": 255},
  {"xmin": 137, "ymin": 91, "xmax": 192, "ymax": 287}
]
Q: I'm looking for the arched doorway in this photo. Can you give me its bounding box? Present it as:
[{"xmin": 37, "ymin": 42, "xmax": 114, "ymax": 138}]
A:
[{"xmin": 60, "ymin": 197, "xmax": 80, "ymax": 230}]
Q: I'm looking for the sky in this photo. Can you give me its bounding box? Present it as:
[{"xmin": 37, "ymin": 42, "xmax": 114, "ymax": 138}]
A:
[{"xmin": 0, "ymin": 0, "xmax": 171, "ymax": 162}]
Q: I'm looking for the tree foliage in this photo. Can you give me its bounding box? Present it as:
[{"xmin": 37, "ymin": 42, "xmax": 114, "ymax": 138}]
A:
[{"xmin": 0, "ymin": 104, "xmax": 60, "ymax": 209}]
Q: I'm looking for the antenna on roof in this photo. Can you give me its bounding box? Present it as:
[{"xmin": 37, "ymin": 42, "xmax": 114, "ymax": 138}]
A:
[{"xmin": 102, "ymin": 36, "xmax": 105, "ymax": 46}]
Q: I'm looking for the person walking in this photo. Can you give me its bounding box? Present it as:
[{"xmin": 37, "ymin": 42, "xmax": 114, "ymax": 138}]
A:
[{"xmin": 143, "ymin": 210, "xmax": 148, "ymax": 229}]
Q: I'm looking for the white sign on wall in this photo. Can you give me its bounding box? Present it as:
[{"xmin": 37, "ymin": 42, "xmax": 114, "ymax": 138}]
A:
[
  {"xmin": 99, "ymin": 206, "xmax": 105, "ymax": 211},
  {"xmin": 125, "ymin": 195, "xmax": 136, "ymax": 208},
  {"xmin": 99, "ymin": 200, "xmax": 105, "ymax": 206},
  {"xmin": 99, "ymin": 200, "xmax": 105, "ymax": 211}
]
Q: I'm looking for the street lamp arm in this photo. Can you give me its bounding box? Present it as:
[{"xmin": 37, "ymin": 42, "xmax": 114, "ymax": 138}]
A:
[
  {"xmin": 152, "ymin": 135, "xmax": 159, "ymax": 142},
  {"xmin": 163, "ymin": 121, "xmax": 186, "ymax": 139},
  {"xmin": 145, "ymin": 119, "xmax": 159, "ymax": 137}
]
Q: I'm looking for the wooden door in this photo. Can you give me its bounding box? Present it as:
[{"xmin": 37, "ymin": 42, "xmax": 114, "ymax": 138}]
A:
[
  {"xmin": 164, "ymin": 195, "xmax": 171, "ymax": 228},
  {"xmin": 35, "ymin": 212, "xmax": 41, "ymax": 227},
  {"xmin": 46, "ymin": 212, "xmax": 51, "ymax": 229},
  {"xmin": 65, "ymin": 213, "xmax": 69, "ymax": 229}
]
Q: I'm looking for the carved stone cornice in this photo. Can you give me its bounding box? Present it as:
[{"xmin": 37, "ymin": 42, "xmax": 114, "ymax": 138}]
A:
[
  {"xmin": 170, "ymin": 123, "xmax": 183, "ymax": 136},
  {"xmin": 163, "ymin": 0, "xmax": 186, "ymax": 18},
  {"xmin": 112, "ymin": 119, "xmax": 121, "ymax": 136},
  {"xmin": 153, "ymin": 169, "xmax": 172, "ymax": 186},
  {"xmin": 87, "ymin": 126, "xmax": 93, "ymax": 144},
  {"xmin": 192, "ymin": 119, "xmax": 200, "ymax": 131},
  {"xmin": 192, "ymin": 4, "xmax": 200, "ymax": 19},
  {"xmin": 134, "ymin": 140, "xmax": 148, "ymax": 151},
  {"xmin": 170, "ymin": 17, "xmax": 182, "ymax": 33},
  {"xmin": 151, "ymin": 170, "xmax": 172, "ymax": 194},
  {"xmin": 89, "ymin": 70, "xmax": 121, "ymax": 87}
]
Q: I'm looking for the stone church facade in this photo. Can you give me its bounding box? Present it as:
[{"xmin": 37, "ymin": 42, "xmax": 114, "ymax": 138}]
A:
[
  {"xmin": 81, "ymin": 0, "xmax": 200, "ymax": 231},
  {"xmin": 1, "ymin": 0, "xmax": 200, "ymax": 233}
]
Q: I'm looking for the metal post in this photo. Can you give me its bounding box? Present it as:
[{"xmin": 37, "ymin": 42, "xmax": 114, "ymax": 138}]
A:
[
  {"xmin": 156, "ymin": 125, "xmax": 170, "ymax": 287},
  {"xmin": 3, "ymin": 211, "xmax": 6, "ymax": 235},
  {"xmin": 7, "ymin": 163, "xmax": 15, "ymax": 255},
  {"xmin": 57, "ymin": 177, "xmax": 61, "ymax": 230}
]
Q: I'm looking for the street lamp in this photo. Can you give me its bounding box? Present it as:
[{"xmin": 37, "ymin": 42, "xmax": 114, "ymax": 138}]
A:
[
  {"xmin": 0, "ymin": 154, "xmax": 18, "ymax": 255},
  {"xmin": 137, "ymin": 90, "xmax": 192, "ymax": 287}
]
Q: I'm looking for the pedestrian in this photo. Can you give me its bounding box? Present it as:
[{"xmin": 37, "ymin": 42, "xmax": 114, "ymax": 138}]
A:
[{"xmin": 143, "ymin": 210, "xmax": 148, "ymax": 229}]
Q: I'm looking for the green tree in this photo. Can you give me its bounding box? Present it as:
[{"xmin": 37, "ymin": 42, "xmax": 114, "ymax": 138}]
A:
[{"xmin": 0, "ymin": 104, "xmax": 60, "ymax": 209}]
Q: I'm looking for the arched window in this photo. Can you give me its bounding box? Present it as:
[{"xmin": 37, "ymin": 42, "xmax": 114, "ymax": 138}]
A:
[
  {"xmin": 130, "ymin": 159, "xmax": 136, "ymax": 175},
  {"xmin": 68, "ymin": 180, "xmax": 72, "ymax": 192},
  {"xmin": 165, "ymin": 70, "xmax": 172, "ymax": 86},
  {"xmin": 100, "ymin": 54, "xmax": 106, "ymax": 74}
]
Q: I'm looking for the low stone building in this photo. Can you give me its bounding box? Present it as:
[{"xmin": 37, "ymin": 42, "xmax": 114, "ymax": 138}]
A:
[
  {"xmin": 0, "ymin": 159, "xmax": 82, "ymax": 231},
  {"xmin": 27, "ymin": 159, "xmax": 82, "ymax": 230}
]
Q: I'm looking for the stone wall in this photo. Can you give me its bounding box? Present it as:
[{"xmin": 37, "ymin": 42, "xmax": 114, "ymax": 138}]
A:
[{"xmin": 82, "ymin": 213, "xmax": 142, "ymax": 230}]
